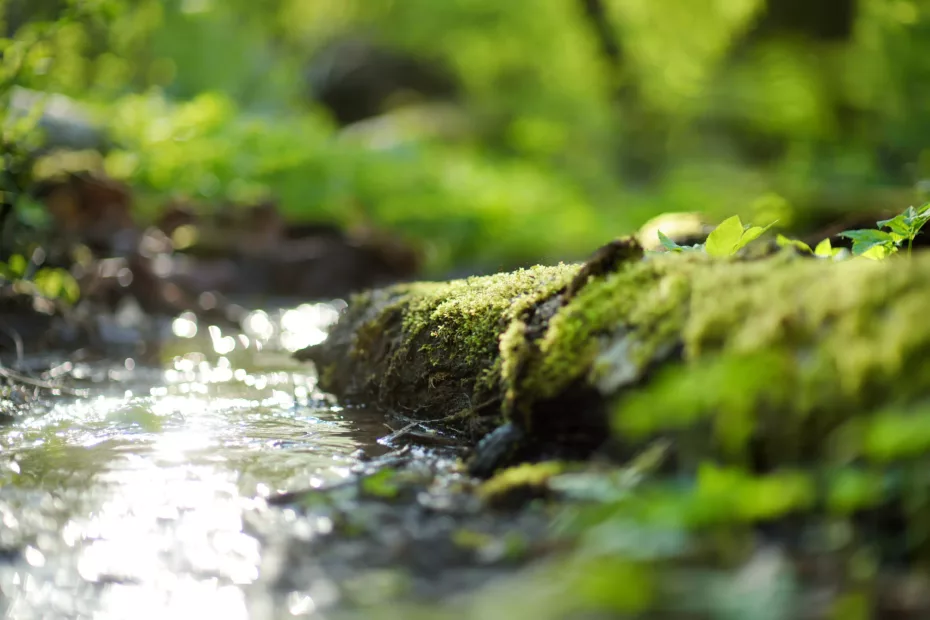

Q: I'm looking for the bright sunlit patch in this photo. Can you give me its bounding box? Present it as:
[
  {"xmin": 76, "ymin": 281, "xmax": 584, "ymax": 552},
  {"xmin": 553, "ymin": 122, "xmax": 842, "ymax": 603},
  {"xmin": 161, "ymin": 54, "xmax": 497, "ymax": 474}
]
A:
[
  {"xmin": 208, "ymin": 325, "xmax": 237, "ymax": 355},
  {"xmin": 280, "ymin": 308, "xmax": 304, "ymax": 334},
  {"xmin": 287, "ymin": 591, "xmax": 317, "ymax": 616},
  {"xmin": 181, "ymin": 0, "xmax": 213, "ymax": 14},
  {"xmin": 0, "ymin": 330, "xmax": 366, "ymax": 618},
  {"xmin": 23, "ymin": 546, "xmax": 45, "ymax": 568},
  {"xmin": 276, "ymin": 303, "xmax": 341, "ymax": 352},
  {"xmin": 172, "ymin": 312, "xmax": 199, "ymax": 338},
  {"xmin": 262, "ymin": 391, "xmax": 295, "ymax": 409},
  {"xmin": 243, "ymin": 310, "xmax": 275, "ymax": 341},
  {"xmin": 280, "ymin": 328, "xmax": 327, "ymax": 352}
]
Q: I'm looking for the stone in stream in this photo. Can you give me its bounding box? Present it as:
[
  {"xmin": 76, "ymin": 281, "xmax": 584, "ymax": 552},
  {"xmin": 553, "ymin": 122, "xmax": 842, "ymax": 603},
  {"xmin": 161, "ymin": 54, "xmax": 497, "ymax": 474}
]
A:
[{"xmin": 296, "ymin": 238, "xmax": 930, "ymax": 480}]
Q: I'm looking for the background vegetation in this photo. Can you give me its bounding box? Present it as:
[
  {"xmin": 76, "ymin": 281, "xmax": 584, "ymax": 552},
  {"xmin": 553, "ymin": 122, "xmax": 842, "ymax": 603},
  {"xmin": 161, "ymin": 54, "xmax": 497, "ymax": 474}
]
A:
[{"xmin": 3, "ymin": 0, "xmax": 930, "ymax": 273}]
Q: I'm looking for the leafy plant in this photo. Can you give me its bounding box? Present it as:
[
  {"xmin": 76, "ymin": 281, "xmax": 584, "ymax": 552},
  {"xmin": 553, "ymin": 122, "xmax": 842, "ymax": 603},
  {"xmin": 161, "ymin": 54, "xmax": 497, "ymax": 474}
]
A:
[
  {"xmin": 658, "ymin": 215, "xmax": 774, "ymax": 257},
  {"xmin": 704, "ymin": 216, "xmax": 776, "ymax": 257},
  {"xmin": 775, "ymin": 234, "xmax": 843, "ymax": 258},
  {"xmin": 0, "ymin": 253, "xmax": 80, "ymax": 304},
  {"xmin": 656, "ymin": 231, "xmax": 703, "ymax": 253},
  {"xmin": 360, "ymin": 469, "xmax": 402, "ymax": 499},
  {"xmin": 839, "ymin": 203, "xmax": 930, "ymax": 259}
]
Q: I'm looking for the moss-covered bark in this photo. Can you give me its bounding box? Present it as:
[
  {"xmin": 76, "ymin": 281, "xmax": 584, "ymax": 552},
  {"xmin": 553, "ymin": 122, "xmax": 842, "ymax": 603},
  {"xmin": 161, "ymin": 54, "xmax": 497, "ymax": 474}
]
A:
[
  {"xmin": 296, "ymin": 263, "xmax": 579, "ymax": 437},
  {"xmin": 299, "ymin": 243, "xmax": 930, "ymax": 473}
]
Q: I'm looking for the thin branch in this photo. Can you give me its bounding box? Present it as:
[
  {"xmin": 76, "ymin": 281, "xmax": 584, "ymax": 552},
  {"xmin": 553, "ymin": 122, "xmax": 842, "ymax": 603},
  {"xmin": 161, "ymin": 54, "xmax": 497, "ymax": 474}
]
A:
[
  {"xmin": 0, "ymin": 364, "xmax": 89, "ymax": 397},
  {"xmin": 0, "ymin": 324, "xmax": 24, "ymax": 365}
]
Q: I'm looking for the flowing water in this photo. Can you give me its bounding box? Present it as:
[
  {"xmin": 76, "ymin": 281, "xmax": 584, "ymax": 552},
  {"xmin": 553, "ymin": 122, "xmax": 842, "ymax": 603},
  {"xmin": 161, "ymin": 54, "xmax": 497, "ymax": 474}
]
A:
[{"xmin": 0, "ymin": 302, "xmax": 398, "ymax": 619}]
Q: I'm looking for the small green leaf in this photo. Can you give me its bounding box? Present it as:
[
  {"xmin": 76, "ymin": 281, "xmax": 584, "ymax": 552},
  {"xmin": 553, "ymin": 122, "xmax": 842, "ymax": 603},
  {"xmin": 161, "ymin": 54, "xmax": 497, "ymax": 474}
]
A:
[
  {"xmin": 361, "ymin": 469, "xmax": 401, "ymax": 499},
  {"xmin": 776, "ymin": 234, "xmax": 812, "ymax": 254},
  {"xmin": 33, "ymin": 268, "xmax": 80, "ymax": 304},
  {"xmin": 60, "ymin": 272, "xmax": 81, "ymax": 304},
  {"xmin": 877, "ymin": 213, "xmax": 911, "ymax": 238},
  {"xmin": 705, "ymin": 215, "xmax": 744, "ymax": 257},
  {"xmin": 7, "ymin": 254, "xmax": 26, "ymax": 277},
  {"xmin": 853, "ymin": 242, "xmax": 898, "ymax": 260},
  {"xmin": 875, "ymin": 205, "xmax": 930, "ymax": 252},
  {"xmin": 839, "ymin": 229, "xmax": 897, "ymax": 257},
  {"xmin": 734, "ymin": 221, "xmax": 774, "ymax": 251},
  {"xmin": 813, "ymin": 238, "xmax": 834, "ymax": 257},
  {"xmin": 657, "ymin": 231, "xmax": 683, "ymax": 252},
  {"xmin": 33, "ymin": 268, "xmax": 63, "ymax": 299},
  {"xmin": 838, "ymin": 229, "xmax": 895, "ymax": 244},
  {"xmin": 911, "ymin": 211, "xmax": 930, "ymax": 239}
]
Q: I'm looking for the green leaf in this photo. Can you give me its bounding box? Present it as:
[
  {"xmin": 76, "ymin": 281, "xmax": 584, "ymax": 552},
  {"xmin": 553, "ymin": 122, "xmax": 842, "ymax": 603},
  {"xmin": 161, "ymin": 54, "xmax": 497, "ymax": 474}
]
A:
[
  {"xmin": 776, "ymin": 234, "xmax": 812, "ymax": 254},
  {"xmin": 33, "ymin": 267, "xmax": 80, "ymax": 304},
  {"xmin": 360, "ymin": 469, "xmax": 401, "ymax": 499},
  {"xmin": 813, "ymin": 238, "xmax": 835, "ymax": 257},
  {"xmin": 876, "ymin": 205, "xmax": 930, "ymax": 248},
  {"xmin": 858, "ymin": 243, "xmax": 897, "ymax": 260},
  {"xmin": 734, "ymin": 221, "xmax": 776, "ymax": 252},
  {"xmin": 705, "ymin": 215, "xmax": 744, "ymax": 257},
  {"xmin": 657, "ymin": 230, "xmax": 683, "ymax": 252},
  {"xmin": 838, "ymin": 229, "xmax": 895, "ymax": 244},
  {"xmin": 877, "ymin": 212, "xmax": 912, "ymax": 238},
  {"xmin": 33, "ymin": 268, "xmax": 63, "ymax": 299},
  {"xmin": 839, "ymin": 229, "xmax": 897, "ymax": 257},
  {"xmin": 911, "ymin": 210, "xmax": 930, "ymax": 239},
  {"xmin": 7, "ymin": 254, "xmax": 26, "ymax": 277}
]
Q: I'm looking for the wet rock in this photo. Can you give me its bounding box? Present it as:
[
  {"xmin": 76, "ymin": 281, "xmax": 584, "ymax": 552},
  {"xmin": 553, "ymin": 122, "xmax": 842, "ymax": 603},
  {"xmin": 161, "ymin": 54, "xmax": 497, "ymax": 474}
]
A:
[{"xmin": 32, "ymin": 171, "xmax": 136, "ymax": 256}]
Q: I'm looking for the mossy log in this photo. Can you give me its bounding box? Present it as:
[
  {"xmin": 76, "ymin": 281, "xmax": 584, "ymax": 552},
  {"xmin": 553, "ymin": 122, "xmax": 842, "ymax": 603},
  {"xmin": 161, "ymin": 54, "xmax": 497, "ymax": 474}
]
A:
[{"xmin": 298, "ymin": 241, "xmax": 930, "ymax": 475}]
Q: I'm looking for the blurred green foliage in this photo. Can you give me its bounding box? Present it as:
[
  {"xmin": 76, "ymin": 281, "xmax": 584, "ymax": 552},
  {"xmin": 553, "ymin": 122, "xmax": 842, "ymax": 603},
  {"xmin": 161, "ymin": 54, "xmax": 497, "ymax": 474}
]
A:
[
  {"xmin": 0, "ymin": 251, "xmax": 80, "ymax": 302},
  {"xmin": 4, "ymin": 0, "xmax": 930, "ymax": 274},
  {"xmin": 839, "ymin": 202, "xmax": 930, "ymax": 258}
]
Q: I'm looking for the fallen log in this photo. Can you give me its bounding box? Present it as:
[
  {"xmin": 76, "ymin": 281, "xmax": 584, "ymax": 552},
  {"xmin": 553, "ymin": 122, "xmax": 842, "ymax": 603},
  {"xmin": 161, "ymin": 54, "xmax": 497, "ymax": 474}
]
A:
[{"xmin": 297, "ymin": 240, "xmax": 930, "ymax": 477}]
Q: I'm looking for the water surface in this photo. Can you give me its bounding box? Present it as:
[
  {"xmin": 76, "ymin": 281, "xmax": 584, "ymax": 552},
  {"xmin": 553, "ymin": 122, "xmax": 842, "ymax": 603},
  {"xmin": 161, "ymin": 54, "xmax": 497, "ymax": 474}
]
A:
[{"xmin": 0, "ymin": 303, "xmax": 389, "ymax": 619}]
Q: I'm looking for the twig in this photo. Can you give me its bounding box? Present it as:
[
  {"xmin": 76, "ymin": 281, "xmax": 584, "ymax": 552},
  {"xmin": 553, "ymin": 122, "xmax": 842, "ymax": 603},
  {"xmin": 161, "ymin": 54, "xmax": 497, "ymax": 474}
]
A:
[
  {"xmin": 0, "ymin": 364, "xmax": 89, "ymax": 397},
  {"xmin": 378, "ymin": 420, "xmax": 422, "ymax": 446},
  {"xmin": 0, "ymin": 324, "xmax": 24, "ymax": 366}
]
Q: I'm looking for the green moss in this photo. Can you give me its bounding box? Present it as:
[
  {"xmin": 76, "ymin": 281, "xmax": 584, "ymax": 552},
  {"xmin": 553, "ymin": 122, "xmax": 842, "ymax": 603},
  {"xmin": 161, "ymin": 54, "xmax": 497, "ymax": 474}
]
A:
[
  {"xmin": 400, "ymin": 264, "xmax": 577, "ymax": 363},
  {"xmin": 499, "ymin": 319, "xmax": 529, "ymax": 408},
  {"xmin": 307, "ymin": 263, "xmax": 577, "ymax": 436},
  {"xmin": 304, "ymin": 247, "xmax": 930, "ymax": 619},
  {"xmin": 311, "ymin": 242, "xmax": 930, "ymax": 469},
  {"xmin": 609, "ymin": 251, "xmax": 930, "ymax": 466},
  {"xmin": 478, "ymin": 461, "xmax": 567, "ymax": 506},
  {"xmin": 504, "ymin": 254, "xmax": 694, "ymax": 421}
]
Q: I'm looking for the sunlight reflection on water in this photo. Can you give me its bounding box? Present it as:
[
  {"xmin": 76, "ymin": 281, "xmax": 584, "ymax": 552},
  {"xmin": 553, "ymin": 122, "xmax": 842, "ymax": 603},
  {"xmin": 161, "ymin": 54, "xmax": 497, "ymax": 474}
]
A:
[{"xmin": 0, "ymin": 301, "xmax": 384, "ymax": 619}]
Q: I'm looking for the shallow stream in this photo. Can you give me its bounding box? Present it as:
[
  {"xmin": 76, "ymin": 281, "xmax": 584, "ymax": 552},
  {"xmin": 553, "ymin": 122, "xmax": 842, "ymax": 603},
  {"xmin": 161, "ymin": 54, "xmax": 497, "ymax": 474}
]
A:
[{"xmin": 0, "ymin": 302, "xmax": 407, "ymax": 619}]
